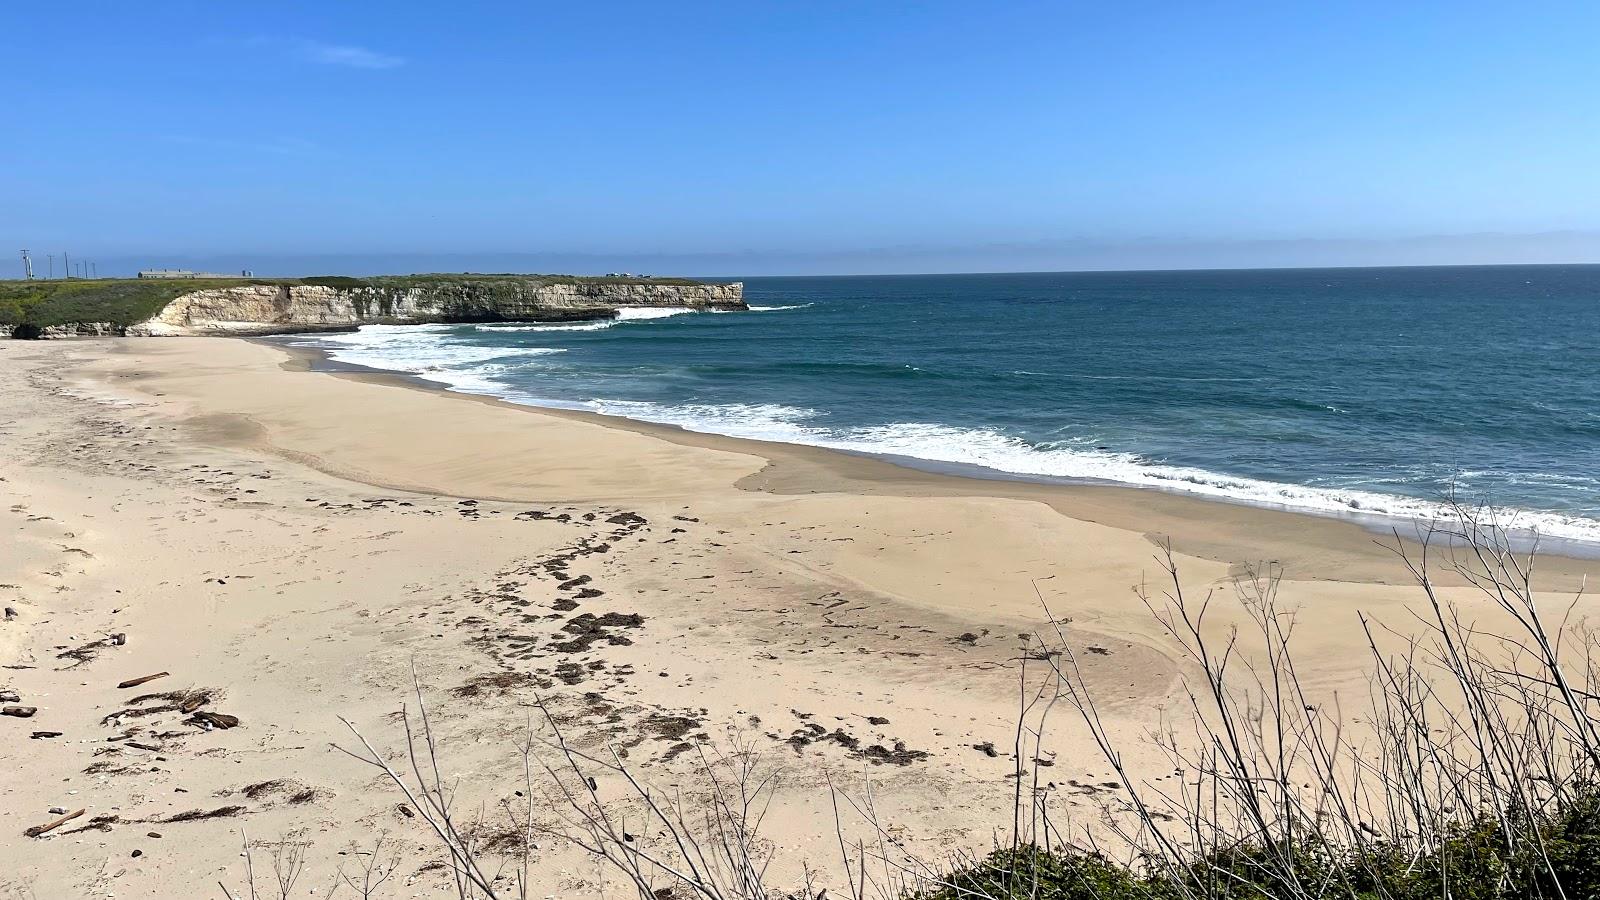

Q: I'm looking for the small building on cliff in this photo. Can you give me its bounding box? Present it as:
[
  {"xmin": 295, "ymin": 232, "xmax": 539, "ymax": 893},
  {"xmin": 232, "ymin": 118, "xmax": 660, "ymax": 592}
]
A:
[{"xmin": 139, "ymin": 268, "xmax": 252, "ymax": 279}]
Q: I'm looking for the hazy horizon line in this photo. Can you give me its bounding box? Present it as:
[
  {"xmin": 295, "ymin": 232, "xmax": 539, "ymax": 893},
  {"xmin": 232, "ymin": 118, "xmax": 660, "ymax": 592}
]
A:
[
  {"xmin": 9, "ymin": 261, "xmax": 1600, "ymax": 284},
  {"xmin": 5, "ymin": 231, "xmax": 1597, "ymax": 280}
]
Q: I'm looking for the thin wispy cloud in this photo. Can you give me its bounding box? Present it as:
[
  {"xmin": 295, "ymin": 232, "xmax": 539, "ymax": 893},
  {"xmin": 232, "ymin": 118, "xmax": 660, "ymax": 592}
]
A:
[{"xmin": 297, "ymin": 40, "xmax": 404, "ymax": 70}]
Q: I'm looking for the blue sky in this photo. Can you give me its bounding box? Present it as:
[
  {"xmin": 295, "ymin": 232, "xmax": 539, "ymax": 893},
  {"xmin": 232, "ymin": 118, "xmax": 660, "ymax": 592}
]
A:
[{"xmin": 4, "ymin": 1, "xmax": 1598, "ymax": 276}]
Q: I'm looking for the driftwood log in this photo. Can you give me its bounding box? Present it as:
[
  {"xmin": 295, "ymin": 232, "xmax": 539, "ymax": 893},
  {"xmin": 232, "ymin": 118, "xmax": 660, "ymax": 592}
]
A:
[{"xmin": 25, "ymin": 808, "xmax": 84, "ymax": 838}]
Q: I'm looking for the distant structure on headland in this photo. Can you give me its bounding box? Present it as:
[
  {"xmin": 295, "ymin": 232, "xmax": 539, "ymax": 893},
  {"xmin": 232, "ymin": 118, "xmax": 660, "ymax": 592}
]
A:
[{"xmin": 138, "ymin": 268, "xmax": 253, "ymax": 280}]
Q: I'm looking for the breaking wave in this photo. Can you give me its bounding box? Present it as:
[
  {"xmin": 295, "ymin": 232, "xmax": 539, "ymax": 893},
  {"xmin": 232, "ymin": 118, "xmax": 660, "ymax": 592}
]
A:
[
  {"xmin": 293, "ymin": 324, "xmax": 566, "ymax": 391},
  {"xmin": 474, "ymin": 307, "xmax": 700, "ymax": 332},
  {"xmin": 568, "ymin": 400, "xmax": 1600, "ymax": 544}
]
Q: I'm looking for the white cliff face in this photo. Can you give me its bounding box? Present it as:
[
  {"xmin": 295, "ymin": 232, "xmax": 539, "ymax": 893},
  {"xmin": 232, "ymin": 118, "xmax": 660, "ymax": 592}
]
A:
[
  {"xmin": 129, "ymin": 285, "xmax": 355, "ymax": 336},
  {"xmin": 126, "ymin": 281, "xmax": 745, "ymax": 337}
]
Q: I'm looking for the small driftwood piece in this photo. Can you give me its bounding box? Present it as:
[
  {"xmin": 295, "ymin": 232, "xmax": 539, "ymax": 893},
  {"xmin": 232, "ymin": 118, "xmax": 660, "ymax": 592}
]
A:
[
  {"xmin": 2, "ymin": 706, "xmax": 37, "ymax": 717},
  {"xmin": 25, "ymin": 808, "xmax": 84, "ymax": 838},
  {"xmin": 187, "ymin": 711, "xmax": 239, "ymax": 730},
  {"xmin": 117, "ymin": 672, "xmax": 169, "ymax": 689}
]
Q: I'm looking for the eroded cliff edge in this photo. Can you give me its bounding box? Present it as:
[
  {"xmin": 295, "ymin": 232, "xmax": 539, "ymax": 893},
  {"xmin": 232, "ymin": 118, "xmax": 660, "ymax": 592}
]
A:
[
  {"xmin": 131, "ymin": 277, "xmax": 745, "ymax": 336},
  {"xmin": 2, "ymin": 275, "xmax": 745, "ymax": 338}
]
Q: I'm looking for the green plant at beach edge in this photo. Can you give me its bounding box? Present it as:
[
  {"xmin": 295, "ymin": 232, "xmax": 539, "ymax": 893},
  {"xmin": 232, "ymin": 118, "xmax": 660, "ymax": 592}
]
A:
[{"xmin": 918, "ymin": 797, "xmax": 1600, "ymax": 900}]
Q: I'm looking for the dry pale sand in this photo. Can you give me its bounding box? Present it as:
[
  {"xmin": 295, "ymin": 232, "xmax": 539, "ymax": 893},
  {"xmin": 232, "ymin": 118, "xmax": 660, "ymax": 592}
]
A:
[{"xmin": 2, "ymin": 336, "xmax": 1595, "ymax": 899}]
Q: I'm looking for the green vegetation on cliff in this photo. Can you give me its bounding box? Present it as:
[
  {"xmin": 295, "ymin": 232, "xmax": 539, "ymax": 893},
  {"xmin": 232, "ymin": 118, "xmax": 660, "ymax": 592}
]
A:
[
  {"xmin": 0, "ymin": 273, "xmax": 719, "ymax": 333},
  {"xmin": 0, "ymin": 278, "xmax": 253, "ymax": 329}
]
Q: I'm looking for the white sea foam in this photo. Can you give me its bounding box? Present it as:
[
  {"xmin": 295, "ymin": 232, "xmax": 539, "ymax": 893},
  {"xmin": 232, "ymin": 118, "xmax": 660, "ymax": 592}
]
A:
[
  {"xmin": 307, "ymin": 309, "xmax": 701, "ymax": 378},
  {"xmin": 475, "ymin": 321, "xmax": 615, "ymax": 332},
  {"xmin": 586, "ymin": 400, "xmax": 825, "ymax": 443},
  {"xmin": 473, "ymin": 307, "xmax": 700, "ymax": 332},
  {"xmin": 748, "ymin": 303, "xmax": 814, "ymax": 312},
  {"xmin": 295, "ymin": 325, "xmax": 566, "ymax": 390},
  {"xmin": 615, "ymin": 306, "xmax": 697, "ymax": 320},
  {"xmin": 570, "ymin": 400, "xmax": 1600, "ymax": 544}
]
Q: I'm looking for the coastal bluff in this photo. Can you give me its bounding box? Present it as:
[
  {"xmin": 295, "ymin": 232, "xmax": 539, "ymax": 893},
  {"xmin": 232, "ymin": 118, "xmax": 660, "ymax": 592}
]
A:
[{"xmin": 0, "ymin": 275, "xmax": 745, "ymax": 338}]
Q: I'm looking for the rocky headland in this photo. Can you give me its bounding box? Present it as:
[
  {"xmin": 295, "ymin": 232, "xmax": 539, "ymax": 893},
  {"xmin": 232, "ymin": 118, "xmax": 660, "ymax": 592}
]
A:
[{"xmin": 1, "ymin": 274, "xmax": 745, "ymax": 338}]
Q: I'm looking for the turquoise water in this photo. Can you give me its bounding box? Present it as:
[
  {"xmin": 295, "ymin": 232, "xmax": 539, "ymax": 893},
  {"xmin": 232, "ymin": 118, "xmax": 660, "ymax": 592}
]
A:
[{"xmin": 293, "ymin": 266, "xmax": 1600, "ymax": 543}]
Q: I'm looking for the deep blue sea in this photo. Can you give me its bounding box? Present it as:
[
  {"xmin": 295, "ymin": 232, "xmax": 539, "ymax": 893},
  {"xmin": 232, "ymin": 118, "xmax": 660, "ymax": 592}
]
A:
[{"xmin": 293, "ymin": 266, "xmax": 1600, "ymax": 543}]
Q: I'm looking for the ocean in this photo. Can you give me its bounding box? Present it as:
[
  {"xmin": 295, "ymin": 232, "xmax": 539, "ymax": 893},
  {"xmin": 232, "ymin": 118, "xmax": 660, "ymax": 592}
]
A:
[{"xmin": 289, "ymin": 266, "xmax": 1600, "ymax": 544}]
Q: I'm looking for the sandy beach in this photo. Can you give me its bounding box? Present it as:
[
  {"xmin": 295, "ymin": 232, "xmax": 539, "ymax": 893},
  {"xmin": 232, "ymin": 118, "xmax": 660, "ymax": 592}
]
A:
[{"xmin": 3, "ymin": 336, "xmax": 1596, "ymax": 899}]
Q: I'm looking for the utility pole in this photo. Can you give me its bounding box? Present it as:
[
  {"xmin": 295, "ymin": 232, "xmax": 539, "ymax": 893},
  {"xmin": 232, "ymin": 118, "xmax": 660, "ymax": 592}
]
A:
[
  {"xmin": 19, "ymin": 249, "xmax": 32, "ymax": 279},
  {"xmin": 63, "ymin": 252, "xmax": 70, "ymax": 279},
  {"xmin": 47, "ymin": 254, "xmax": 55, "ymax": 279},
  {"xmin": 90, "ymin": 262, "xmax": 97, "ymax": 279}
]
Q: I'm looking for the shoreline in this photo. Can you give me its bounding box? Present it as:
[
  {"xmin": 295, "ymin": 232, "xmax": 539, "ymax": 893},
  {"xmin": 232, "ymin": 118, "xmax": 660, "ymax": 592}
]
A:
[
  {"xmin": 267, "ymin": 337, "xmax": 1600, "ymax": 585},
  {"xmin": 7, "ymin": 334, "xmax": 1599, "ymax": 897}
]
